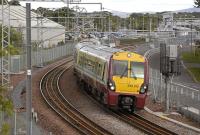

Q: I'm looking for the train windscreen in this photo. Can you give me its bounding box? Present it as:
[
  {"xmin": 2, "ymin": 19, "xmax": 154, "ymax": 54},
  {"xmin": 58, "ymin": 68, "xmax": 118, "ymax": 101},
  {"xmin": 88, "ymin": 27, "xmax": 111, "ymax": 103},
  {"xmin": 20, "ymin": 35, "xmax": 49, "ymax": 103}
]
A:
[
  {"xmin": 112, "ymin": 60, "xmax": 128, "ymax": 77},
  {"xmin": 130, "ymin": 62, "xmax": 144, "ymax": 79}
]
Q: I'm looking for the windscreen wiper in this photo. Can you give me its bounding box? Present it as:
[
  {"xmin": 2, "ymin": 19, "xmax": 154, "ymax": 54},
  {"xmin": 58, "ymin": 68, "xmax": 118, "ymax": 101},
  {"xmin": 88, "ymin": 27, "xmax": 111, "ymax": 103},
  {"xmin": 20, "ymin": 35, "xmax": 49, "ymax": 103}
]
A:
[
  {"xmin": 120, "ymin": 67, "xmax": 128, "ymax": 78},
  {"xmin": 131, "ymin": 70, "xmax": 137, "ymax": 80}
]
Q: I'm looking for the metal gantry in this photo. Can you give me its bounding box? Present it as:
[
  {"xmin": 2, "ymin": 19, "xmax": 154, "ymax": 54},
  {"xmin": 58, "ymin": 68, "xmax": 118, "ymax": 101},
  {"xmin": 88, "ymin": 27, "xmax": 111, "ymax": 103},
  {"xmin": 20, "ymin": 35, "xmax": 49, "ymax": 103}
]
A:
[
  {"xmin": 19, "ymin": 0, "xmax": 104, "ymax": 34},
  {"xmin": 1, "ymin": 0, "xmax": 10, "ymax": 88},
  {"xmin": 71, "ymin": 5, "xmax": 96, "ymax": 34}
]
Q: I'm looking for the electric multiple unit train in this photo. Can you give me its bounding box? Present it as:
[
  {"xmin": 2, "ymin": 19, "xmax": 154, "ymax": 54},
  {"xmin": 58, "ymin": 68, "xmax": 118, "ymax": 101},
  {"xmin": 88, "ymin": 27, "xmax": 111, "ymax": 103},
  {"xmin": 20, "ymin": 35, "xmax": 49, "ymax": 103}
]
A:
[{"xmin": 73, "ymin": 40, "xmax": 149, "ymax": 112}]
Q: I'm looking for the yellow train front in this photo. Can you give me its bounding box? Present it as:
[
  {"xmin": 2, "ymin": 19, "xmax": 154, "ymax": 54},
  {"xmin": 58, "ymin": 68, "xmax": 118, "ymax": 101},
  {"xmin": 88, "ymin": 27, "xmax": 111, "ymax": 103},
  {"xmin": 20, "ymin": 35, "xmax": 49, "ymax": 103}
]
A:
[
  {"xmin": 74, "ymin": 41, "xmax": 148, "ymax": 113},
  {"xmin": 107, "ymin": 52, "xmax": 148, "ymax": 112}
]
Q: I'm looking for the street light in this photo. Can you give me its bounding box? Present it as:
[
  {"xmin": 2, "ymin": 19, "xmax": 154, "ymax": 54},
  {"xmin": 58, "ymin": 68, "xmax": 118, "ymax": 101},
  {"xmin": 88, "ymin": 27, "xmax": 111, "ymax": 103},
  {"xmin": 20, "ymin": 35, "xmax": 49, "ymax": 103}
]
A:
[
  {"xmin": 143, "ymin": 13, "xmax": 144, "ymax": 33},
  {"xmin": 189, "ymin": 16, "xmax": 196, "ymax": 55},
  {"xmin": 132, "ymin": 17, "xmax": 134, "ymax": 30},
  {"xmin": 191, "ymin": 22, "xmax": 193, "ymax": 52}
]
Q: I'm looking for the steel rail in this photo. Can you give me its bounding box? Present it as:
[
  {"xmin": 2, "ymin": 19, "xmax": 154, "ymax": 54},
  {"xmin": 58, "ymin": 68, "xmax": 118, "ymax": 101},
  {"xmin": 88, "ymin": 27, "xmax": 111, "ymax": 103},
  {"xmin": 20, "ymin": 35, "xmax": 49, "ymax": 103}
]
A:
[
  {"xmin": 40, "ymin": 58, "xmax": 113, "ymax": 135},
  {"xmin": 56, "ymin": 66, "xmax": 113, "ymax": 135},
  {"xmin": 80, "ymin": 85, "xmax": 178, "ymax": 135},
  {"xmin": 113, "ymin": 110, "xmax": 177, "ymax": 135}
]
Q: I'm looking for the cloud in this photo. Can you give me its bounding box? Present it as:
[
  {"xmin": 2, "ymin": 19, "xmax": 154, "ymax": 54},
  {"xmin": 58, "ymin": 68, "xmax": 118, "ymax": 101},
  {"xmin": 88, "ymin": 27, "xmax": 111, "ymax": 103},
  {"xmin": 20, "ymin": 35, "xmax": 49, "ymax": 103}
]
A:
[{"xmin": 20, "ymin": 0, "xmax": 194, "ymax": 13}]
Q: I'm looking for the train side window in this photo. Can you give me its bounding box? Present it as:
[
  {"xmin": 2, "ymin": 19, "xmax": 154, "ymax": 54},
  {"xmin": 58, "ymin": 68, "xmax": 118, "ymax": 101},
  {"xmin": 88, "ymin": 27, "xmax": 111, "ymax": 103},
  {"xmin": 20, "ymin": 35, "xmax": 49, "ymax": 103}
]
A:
[
  {"xmin": 97, "ymin": 64, "xmax": 100, "ymax": 76},
  {"xmin": 87, "ymin": 59, "xmax": 95, "ymax": 72},
  {"xmin": 78, "ymin": 55, "xmax": 82, "ymax": 66},
  {"xmin": 103, "ymin": 64, "xmax": 108, "ymax": 84},
  {"xmin": 94, "ymin": 61, "xmax": 98, "ymax": 74},
  {"xmin": 101, "ymin": 63, "xmax": 105, "ymax": 81}
]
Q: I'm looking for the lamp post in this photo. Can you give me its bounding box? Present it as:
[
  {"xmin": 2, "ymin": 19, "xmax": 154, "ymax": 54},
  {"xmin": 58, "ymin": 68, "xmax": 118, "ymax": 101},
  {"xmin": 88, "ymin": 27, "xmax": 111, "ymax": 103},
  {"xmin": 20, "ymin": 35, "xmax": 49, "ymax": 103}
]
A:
[
  {"xmin": 191, "ymin": 22, "xmax": 192, "ymax": 52},
  {"xmin": 189, "ymin": 16, "xmax": 196, "ymax": 55},
  {"xmin": 143, "ymin": 13, "xmax": 144, "ymax": 33},
  {"xmin": 129, "ymin": 16, "xmax": 131, "ymax": 30}
]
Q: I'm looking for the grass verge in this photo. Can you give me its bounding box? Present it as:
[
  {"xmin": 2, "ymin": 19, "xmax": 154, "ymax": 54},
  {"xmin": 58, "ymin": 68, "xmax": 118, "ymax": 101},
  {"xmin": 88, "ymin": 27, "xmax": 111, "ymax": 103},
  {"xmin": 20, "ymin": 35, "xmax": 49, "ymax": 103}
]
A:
[
  {"xmin": 120, "ymin": 38, "xmax": 145, "ymax": 45},
  {"xmin": 188, "ymin": 67, "xmax": 200, "ymax": 82},
  {"xmin": 182, "ymin": 51, "xmax": 200, "ymax": 63}
]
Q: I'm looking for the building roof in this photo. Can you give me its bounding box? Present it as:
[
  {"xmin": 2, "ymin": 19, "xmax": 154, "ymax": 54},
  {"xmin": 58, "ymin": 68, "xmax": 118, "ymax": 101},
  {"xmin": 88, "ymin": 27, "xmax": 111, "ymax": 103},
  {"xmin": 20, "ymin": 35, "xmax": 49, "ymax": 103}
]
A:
[{"xmin": 0, "ymin": 5, "xmax": 64, "ymax": 29}]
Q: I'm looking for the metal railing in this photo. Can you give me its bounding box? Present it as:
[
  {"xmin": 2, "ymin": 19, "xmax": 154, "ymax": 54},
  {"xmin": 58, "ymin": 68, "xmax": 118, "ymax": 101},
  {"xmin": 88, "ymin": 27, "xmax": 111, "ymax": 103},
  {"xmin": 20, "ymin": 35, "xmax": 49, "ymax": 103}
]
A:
[
  {"xmin": 146, "ymin": 37, "xmax": 200, "ymax": 123},
  {"xmin": 0, "ymin": 42, "xmax": 75, "ymax": 74},
  {"xmin": 149, "ymin": 68, "xmax": 200, "ymax": 123}
]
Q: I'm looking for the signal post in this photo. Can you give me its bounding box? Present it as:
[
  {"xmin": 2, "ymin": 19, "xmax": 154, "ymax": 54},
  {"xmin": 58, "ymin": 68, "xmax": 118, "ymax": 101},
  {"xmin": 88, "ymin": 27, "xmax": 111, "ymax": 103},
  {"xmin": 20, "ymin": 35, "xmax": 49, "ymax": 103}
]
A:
[{"xmin": 160, "ymin": 43, "xmax": 181, "ymax": 112}]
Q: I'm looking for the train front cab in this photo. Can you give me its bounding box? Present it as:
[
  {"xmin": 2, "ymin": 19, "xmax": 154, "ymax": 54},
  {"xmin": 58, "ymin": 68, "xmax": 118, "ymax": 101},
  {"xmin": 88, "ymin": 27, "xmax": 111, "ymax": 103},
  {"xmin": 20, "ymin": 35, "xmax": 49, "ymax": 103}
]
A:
[{"xmin": 107, "ymin": 52, "xmax": 148, "ymax": 112}]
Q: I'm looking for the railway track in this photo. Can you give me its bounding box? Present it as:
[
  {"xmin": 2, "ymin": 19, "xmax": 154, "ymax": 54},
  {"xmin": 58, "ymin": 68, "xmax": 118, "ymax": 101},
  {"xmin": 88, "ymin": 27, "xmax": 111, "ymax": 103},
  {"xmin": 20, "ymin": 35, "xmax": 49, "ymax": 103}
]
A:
[
  {"xmin": 81, "ymin": 87, "xmax": 177, "ymax": 135},
  {"xmin": 113, "ymin": 110, "xmax": 177, "ymax": 135},
  {"xmin": 81, "ymin": 89, "xmax": 177, "ymax": 135},
  {"xmin": 40, "ymin": 57, "xmax": 113, "ymax": 135}
]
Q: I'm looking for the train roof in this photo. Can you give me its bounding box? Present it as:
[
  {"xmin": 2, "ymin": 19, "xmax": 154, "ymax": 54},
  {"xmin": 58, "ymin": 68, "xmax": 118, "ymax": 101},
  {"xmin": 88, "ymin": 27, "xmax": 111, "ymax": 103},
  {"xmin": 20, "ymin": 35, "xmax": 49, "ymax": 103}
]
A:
[{"xmin": 76, "ymin": 39, "xmax": 122, "ymax": 61}]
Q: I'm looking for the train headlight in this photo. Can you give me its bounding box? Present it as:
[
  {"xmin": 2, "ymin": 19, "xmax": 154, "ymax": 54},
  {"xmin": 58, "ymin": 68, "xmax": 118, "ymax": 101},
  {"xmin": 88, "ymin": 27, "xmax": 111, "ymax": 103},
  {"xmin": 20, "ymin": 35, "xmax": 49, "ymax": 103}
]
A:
[
  {"xmin": 109, "ymin": 82, "xmax": 113, "ymax": 87},
  {"xmin": 108, "ymin": 80, "xmax": 115, "ymax": 91},
  {"xmin": 110, "ymin": 86, "xmax": 115, "ymax": 91},
  {"xmin": 140, "ymin": 84, "xmax": 147, "ymax": 94}
]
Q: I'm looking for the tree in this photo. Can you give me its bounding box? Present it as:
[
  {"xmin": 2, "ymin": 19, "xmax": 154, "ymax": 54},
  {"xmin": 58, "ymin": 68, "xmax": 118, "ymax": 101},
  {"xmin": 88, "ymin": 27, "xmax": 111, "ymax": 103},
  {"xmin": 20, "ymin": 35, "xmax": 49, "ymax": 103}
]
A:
[
  {"xmin": 0, "ymin": 86, "xmax": 13, "ymax": 135},
  {"xmin": 194, "ymin": 0, "xmax": 200, "ymax": 7},
  {"xmin": 8, "ymin": 0, "xmax": 21, "ymax": 5},
  {"xmin": 0, "ymin": 25, "xmax": 23, "ymax": 49},
  {"xmin": 0, "ymin": 0, "xmax": 7, "ymax": 5},
  {"xmin": 0, "ymin": 123, "xmax": 10, "ymax": 135},
  {"xmin": 0, "ymin": 0, "xmax": 20, "ymax": 5},
  {"xmin": 10, "ymin": 27, "xmax": 23, "ymax": 48}
]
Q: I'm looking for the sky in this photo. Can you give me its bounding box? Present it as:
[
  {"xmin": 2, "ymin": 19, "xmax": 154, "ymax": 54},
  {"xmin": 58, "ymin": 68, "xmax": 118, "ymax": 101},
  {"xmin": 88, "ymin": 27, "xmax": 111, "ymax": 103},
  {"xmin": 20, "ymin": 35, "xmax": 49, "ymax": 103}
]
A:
[{"xmin": 20, "ymin": 0, "xmax": 195, "ymax": 13}]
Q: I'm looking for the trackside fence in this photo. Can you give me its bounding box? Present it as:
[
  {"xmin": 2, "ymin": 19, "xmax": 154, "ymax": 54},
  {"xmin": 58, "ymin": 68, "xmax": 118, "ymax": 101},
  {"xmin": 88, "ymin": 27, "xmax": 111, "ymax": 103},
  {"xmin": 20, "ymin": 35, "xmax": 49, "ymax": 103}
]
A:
[
  {"xmin": 0, "ymin": 41, "xmax": 75, "ymax": 74},
  {"xmin": 145, "ymin": 37, "xmax": 200, "ymax": 123},
  {"xmin": 149, "ymin": 68, "xmax": 200, "ymax": 123},
  {"xmin": 1, "ymin": 41, "xmax": 75, "ymax": 134}
]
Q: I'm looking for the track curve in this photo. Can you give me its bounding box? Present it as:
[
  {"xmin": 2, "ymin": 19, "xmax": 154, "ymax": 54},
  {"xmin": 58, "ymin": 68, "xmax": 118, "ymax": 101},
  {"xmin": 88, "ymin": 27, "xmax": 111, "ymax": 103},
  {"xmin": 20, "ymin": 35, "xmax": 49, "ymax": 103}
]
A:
[{"xmin": 40, "ymin": 57, "xmax": 113, "ymax": 135}]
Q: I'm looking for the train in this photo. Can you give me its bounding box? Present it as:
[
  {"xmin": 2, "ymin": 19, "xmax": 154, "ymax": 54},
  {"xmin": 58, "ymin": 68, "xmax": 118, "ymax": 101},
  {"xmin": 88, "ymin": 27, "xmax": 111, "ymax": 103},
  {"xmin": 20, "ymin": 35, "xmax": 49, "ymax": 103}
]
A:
[{"xmin": 73, "ymin": 39, "xmax": 149, "ymax": 112}]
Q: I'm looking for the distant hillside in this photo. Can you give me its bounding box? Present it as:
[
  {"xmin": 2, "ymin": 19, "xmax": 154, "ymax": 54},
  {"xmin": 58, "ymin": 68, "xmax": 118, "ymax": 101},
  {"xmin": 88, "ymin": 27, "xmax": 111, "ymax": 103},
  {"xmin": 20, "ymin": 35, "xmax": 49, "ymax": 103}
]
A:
[
  {"xmin": 176, "ymin": 7, "xmax": 200, "ymax": 13},
  {"xmin": 110, "ymin": 11, "xmax": 131, "ymax": 18},
  {"xmin": 110, "ymin": 8, "xmax": 200, "ymax": 17},
  {"xmin": 110, "ymin": 11, "xmax": 157, "ymax": 18}
]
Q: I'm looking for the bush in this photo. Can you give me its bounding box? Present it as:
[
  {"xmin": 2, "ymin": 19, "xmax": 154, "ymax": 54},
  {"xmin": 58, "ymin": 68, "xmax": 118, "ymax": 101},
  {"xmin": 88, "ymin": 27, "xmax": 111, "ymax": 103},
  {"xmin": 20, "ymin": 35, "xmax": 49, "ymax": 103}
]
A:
[
  {"xmin": 0, "ymin": 45, "xmax": 20, "ymax": 57},
  {"xmin": 0, "ymin": 123, "xmax": 10, "ymax": 135}
]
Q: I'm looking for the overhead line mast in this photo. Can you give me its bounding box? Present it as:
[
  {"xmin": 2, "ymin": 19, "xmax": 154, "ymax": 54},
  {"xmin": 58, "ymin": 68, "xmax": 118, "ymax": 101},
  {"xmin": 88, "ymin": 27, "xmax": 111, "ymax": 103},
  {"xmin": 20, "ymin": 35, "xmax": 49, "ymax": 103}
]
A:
[
  {"xmin": 18, "ymin": 0, "xmax": 103, "ymax": 32},
  {"xmin": 12, "ymin": 1, "xmax": 103, "ymax": 135},
  {"xmin": 1, "ymin": 0, "xmax": 10, "ymax": 88}
]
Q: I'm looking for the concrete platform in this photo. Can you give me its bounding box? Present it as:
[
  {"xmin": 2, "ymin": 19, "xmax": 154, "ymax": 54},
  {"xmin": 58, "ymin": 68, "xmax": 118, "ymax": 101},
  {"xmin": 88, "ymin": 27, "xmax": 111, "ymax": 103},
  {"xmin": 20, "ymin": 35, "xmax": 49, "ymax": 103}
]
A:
[{"xmin": 145, "ymin": 107, "xmax": 200, "ymax": 133}]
